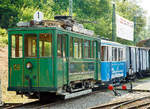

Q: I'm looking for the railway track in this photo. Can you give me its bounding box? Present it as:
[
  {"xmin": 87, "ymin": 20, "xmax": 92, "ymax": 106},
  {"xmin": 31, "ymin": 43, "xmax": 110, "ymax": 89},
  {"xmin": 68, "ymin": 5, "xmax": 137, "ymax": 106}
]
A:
[
  {"xmin": 90, "ymin": 95, "xmax": 150, "ymax": 109},
  {"xmin": 3, "ymin": 101, "xmax": 40, "ymax": 109},
  {"xmin": 1, "ymin": 88, "xmax": 107, "ymax": 109}
]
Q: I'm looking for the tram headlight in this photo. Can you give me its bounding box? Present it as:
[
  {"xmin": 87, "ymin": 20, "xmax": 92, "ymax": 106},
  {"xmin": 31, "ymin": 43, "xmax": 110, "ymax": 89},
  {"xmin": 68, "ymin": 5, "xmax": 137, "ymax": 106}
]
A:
[{"xmin": 26, "ymin": 62, "xmax": 32, "ymax": 69}]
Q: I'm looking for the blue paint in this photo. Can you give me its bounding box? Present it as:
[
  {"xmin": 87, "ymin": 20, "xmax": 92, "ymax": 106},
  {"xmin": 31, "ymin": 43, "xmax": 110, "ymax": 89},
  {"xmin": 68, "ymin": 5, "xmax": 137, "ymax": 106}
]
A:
[{"xmin": 101, "ymin": 61, "xmax": 126, "ymax": 82}]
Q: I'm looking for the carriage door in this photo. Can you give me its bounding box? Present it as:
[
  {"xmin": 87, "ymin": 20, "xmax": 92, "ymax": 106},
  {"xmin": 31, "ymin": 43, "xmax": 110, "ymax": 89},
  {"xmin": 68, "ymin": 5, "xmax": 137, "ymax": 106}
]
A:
[
  {"xmin": 57, "ymin": 34, "xmax": 67, "ymax": 87},
  {"xmin": 9, "ymin": 34, "xmax": 23, "ymax": 87},
  {"xmin": 39, "ymin": 33, "xmax": 53, "ymax": 87},
  {"xmin": 23, "ymin": 34, "xmax": 39, "ymax": 88}
]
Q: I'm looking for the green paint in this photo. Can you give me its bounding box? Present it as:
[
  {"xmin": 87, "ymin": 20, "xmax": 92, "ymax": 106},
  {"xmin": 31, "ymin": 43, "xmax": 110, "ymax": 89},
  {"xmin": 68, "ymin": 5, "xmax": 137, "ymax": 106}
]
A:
[
  {"xmin": 39, "ymin": 58, "xmax": 53, "ymax": 87},
  {"xmin": 8, "ymin": 27, "xmax": 101, "ymax": 92},
  {"xmin": 10, "ymin": 59, "xmax": 23, "ymax": 87}
]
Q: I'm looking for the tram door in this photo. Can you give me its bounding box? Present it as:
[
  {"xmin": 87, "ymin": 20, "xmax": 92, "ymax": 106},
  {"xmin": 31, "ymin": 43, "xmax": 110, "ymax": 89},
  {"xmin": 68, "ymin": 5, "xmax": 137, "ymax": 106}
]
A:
[
  {"xmin": 10, "ymin": 34, "xmax": 23, "ymax": 87},
  {"xmin": 23, "ymin": 34, "xmax": 39, "ymax": 88},
  {"xmin": 57, "ymin": 34, "xmax": 67, "ymax": 87}
]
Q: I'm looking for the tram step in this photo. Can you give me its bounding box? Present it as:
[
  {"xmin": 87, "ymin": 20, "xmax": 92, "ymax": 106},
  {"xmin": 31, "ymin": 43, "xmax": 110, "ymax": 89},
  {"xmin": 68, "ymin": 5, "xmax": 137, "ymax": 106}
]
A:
[{"xmin": 59, "ymin": 89, "xmax": 92, "ymax": 99}]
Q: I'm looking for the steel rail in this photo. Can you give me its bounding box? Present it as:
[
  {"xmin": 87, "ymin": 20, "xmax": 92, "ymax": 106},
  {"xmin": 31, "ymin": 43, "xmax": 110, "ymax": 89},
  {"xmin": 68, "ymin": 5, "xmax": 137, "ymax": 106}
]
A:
[
  {"xmin": 4, "ymin": 100, "xmax": 39, "ymax": 109},
  {"xmin": 111, "ymin": 95, "xmax": 150, "ymax": 109},
  {"xmin": 127, "ymin": 102, "xmax": 150, "ymax": 109},
  {"xmin": 90, "ymin": 95, "xmax": 150, "ymax": 109}
]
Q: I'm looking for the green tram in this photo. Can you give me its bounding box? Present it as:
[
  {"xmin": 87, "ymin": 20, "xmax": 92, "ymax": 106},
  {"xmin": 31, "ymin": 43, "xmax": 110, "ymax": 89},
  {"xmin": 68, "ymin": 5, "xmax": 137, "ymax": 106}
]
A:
[{"xmin": 8, "ymin": 26, "xmax": 101, "ymax": 99}]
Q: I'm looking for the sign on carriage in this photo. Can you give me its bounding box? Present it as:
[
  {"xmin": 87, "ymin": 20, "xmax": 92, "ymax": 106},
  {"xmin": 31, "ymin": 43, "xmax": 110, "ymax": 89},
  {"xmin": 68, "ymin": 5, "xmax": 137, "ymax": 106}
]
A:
[
  {"xmin": 116, "ymin": 14, "xmax": 134, "ymax": 41},
  {"xmin": 34, "ymin": 11, "xmax": 43, "ymax": 22}
]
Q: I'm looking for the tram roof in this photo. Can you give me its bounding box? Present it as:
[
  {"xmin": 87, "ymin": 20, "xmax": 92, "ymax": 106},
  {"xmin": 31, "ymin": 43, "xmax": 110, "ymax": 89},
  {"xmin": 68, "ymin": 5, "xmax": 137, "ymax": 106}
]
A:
[
  {"xmin": 101, "ymin": 39, "xmax": 126, "ymax": 47},
  {"xmin": 8, "ymin": 26, "xmax": 100, "ymax": 40}
]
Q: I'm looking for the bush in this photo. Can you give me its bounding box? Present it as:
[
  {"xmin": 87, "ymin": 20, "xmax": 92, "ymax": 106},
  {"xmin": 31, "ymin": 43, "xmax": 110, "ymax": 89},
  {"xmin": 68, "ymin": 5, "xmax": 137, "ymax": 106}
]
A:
[{"xmin": 0, "ymin": 28, "xmax": 8, "ymax": 47}]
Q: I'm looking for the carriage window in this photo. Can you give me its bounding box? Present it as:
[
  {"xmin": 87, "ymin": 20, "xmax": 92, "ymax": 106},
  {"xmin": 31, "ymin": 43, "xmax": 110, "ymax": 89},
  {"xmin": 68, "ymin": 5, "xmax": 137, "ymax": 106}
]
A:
[
  {"xmin": 112, "ymin": 47, "xmax": 117, "ymax": 61},
  {"xmin": 74, "ymin": 38, "xmax": 82, "ymax": 58},
  {"xmin": 84, "ymin": 40, "xmax": 90, "ymax": 58},
  {"xmin": 101, "ymin": 46, "xmax": 107, "ymax": 61},
  {"xmin": 108, "ymin": 46, "xmax": 112, "ymax": 61},
  {"xmin": 11, "ymin": 35, "xmax": 22, "ymax": 58},
  {"xmin": 118, "ymin": 48, "xmax": 123, "ymax": 61},
  {"xmin": 57, "ymin": 34, "xmax": 66, "ymax": 57},
  {"xmin": 39, "ymin": 33, "xmax": 52, "ymax": 57},
  {"xmin": 91, "ymin": 41, "xmax": 96, "ymax": 58},
  {"xmin": 91, "ymin": 41, "xmax": 94, "ymax": 58},
  {"xmin": 70, "ymin": 37, "xmax": 73, "ymax": 57},
  {"xmin": 24, "ymin": 34, "xmax": 37, "ymax": 57},
  {"xmin": 98, "ymin": 43, "xmax": 101, "ymax": 59}
]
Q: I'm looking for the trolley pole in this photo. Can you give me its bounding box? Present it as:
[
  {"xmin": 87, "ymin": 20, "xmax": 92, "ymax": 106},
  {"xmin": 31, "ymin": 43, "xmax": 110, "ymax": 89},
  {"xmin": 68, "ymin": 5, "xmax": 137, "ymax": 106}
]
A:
[
  {"xmin": 134, "ymin": 16, "xmax": 136, "ymax": 46},
  {"xmin": 112, "ymin": 2, "xmax": 116, "ymax": 42},
  {"xmin": 69, "ymin": 0, "xmax": 73, "ymax": 16}
]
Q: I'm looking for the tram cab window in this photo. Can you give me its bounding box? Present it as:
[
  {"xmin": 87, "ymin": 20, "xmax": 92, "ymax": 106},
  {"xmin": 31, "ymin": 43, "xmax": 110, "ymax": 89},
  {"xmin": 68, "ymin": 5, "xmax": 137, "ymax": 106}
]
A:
[
  {"xmin": 39, "ymin": 33, "xmax": 52, "ymax": 57},
  {"xmin": 74, "ymin": 38, "xmax": 82, "ymax": 58},
  {"xmin": 101, "ymin": 46, "xmax": 108, "ymax": 61},
  {"xmin": 57, "ymin": 34, "xmax": 66, "ymax": 57},
  {"xmin": 24, "ymin": 34, "xmax": 37, "ymax": 57},
  {"xmin": 11, "ymin": 34, "xmax": 22, "ymax": 58}
]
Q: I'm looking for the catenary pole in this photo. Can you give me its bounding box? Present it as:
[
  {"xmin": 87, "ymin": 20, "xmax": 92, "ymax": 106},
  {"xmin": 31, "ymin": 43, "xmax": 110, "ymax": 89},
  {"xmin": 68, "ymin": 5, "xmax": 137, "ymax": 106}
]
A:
[
  {"xmin": 134, "ymin": 16, "xmax": 136, "ymax": 45},
  {"xmin": 69, "ymin": 0, "xmax": 73, "ymax": 16},
  {"xmin": 112, "ymin": 2, "xmax": 116, "ymax": 42}
]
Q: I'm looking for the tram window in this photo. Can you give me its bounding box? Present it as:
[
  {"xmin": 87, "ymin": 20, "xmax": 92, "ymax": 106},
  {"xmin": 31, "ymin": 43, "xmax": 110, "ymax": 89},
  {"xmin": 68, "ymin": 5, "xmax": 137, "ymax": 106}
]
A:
[
  {"xmin": 84, "ymin": 40, "xmax": 90, "ymax": 58},
  {"xmin": 93, "ymin": 42, "xmax": 96, "ymax": 58},
  {"xmin": 112, "ymin": 47, "xmax": 118, "ymax": 61},
  {"xmin": 123, "ymin": 48, "xmax": 126, "ymax": 61},
  {"xmin": 101, "ymin": 46, "xmax": 107, "ymax": 61},
  {"xmin": 24, "ymin": 34, "xmax": 37, "ymax": 57},
  {"xmin": 39, "ymin": 33, "xmax": 52, "ymax": 57},
  {"xmin": 91, "ymin": 41, "xmax": 94, "ymax": 58},
  {"xmin": 57, "ymin": 35, "xmax": 66, "ymax": 57},
  {"xmin": 98, "ymin": 43, "xmax": 101, "ymax": 59},
  {"xmin": 118, "ymin": 48, "xmax": 121, "ymax": 61},
  {"xmin": 78, "ymin": 39, "xmax": 82, "ymax": 58},
  {"xmin": 74, "ymin": 38, "xmax": 82, "ymax": 58},
  {"xmin": 70, "ymin": 37, "xmax": 73, "ymax": 57},
  {"xmin": 11, "ymin": 35, "xmax": 22, "ymax": 58},
  {"xmin": 119, "ymin": 48, "xmax": 123, "ymax": 61},
  {"xmin": 91, "ymin": 41, "xmax": 96, "ymax": 58},
  {"xmin": 108, "ymin": 46, "xmax": 112, "ymax": 61}
]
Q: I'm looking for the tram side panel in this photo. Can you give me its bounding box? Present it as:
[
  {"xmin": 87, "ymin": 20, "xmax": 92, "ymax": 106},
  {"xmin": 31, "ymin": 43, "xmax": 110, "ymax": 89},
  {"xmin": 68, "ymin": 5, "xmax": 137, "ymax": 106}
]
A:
[
  {"xmin": 136, "ymin": 48, "xmax": 140, "ymax": 73},
  {"xmin": 146, "ymin": 50, "xmax": 150, "ymax": 71},
  {"xmin": 131, "ymin": 47, "xmax": 136, "ymax": 73},
  {"xmin": 101, "ymin": 41, "xmax": 126, "ymax": 83}
]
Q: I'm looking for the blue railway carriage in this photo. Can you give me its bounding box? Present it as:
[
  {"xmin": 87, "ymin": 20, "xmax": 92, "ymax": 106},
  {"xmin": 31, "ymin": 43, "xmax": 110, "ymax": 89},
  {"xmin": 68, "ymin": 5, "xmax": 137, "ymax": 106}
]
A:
[
  {"xmin": 126, "ymin": 46, "xmax": 150, "ymax": 78},
  {"xmin": 139, "ymin": 47, "xmax": 150, "ymax": 73},
  {"xmin": 126, "ymin": 46, "xmax": 137, "ymax": 76},
  {"xmin": 100, "ymin": 40, "xmax": 127, "ymax": 84}
]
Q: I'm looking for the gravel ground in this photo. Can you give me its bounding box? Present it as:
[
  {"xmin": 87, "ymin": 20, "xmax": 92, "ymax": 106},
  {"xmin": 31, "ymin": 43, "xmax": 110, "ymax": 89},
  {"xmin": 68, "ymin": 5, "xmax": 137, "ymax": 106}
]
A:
[
  {"xmin": 42, "ymin": 90, "xmax": 129, "ymax": 109},
  {"xmin": 41, "ymin": 77, "xmax": 150, "ymax": 109}
]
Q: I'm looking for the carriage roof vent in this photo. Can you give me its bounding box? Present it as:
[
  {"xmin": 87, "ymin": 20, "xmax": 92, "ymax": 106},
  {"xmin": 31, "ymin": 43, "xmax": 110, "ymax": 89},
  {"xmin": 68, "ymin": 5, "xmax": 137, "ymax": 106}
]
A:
[{"xmin": 54, "ymin": 16, "xmax": 72, "ymax": 20}]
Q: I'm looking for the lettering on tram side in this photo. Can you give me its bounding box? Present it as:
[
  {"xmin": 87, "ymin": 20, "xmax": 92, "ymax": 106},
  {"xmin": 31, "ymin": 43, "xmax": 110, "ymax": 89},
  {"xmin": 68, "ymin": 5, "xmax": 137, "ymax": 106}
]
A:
[
  {"xmin": 13, "ymin": 64, "xmax": 20, "ymax": 70},
  {"xmin": 111, "ymin": 62, "xmax": 125, "ymax": 79}
]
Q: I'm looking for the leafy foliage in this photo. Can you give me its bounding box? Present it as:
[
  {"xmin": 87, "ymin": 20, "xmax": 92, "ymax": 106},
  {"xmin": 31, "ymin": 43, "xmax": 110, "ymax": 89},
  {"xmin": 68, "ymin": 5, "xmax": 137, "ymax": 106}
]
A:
[
  {"xmin": 0, "ymin": 28, "xmax": 8, "ymax": 47},
  {"xmin": 0, "ymin": 0, "xmax": 147, "ymax": 46}
]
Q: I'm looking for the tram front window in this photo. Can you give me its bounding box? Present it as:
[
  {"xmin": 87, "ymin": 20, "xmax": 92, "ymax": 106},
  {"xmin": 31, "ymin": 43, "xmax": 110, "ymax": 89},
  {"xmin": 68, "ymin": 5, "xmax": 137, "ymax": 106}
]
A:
[
  {"xmin": 11, "ymin": 34, "xmax": 23, "ymax": 58},
  {"xmin": 39, "ymin": 33, "xmax": 52, "ymax": 57},
  {"xmin": 24, "ymin": 34, "xmax": 37, "ymax": 57}
]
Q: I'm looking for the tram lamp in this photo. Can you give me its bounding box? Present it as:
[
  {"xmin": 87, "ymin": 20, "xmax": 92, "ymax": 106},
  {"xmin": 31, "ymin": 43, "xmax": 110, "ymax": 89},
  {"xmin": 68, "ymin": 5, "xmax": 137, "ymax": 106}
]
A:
[
  {"xmin": 108, "ymin": 85, "xmax": 114, "ymax": 90},
  {"xmin": 26, "ymin": 62, "xmax": 32, "ymax": 69}
]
